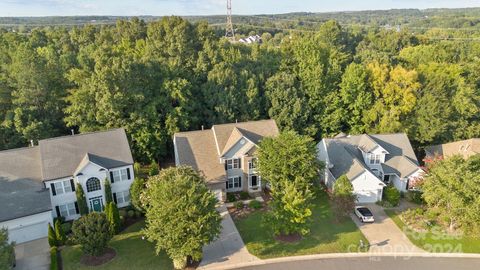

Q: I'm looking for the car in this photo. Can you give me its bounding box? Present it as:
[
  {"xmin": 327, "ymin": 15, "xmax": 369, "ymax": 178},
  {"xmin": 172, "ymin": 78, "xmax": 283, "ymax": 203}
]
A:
[{"xmin": 355, "ymin": 206, "xmax": 374, "ymax": 223}]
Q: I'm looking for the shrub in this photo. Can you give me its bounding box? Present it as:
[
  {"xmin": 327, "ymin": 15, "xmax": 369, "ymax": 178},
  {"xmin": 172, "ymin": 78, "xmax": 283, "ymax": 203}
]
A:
[
  {"xmin": 72, "ymin": 212, "xmax": 113, "ymax": 256},
  {"xmin": 104, "ymin": 181, "xmax": 113, "ymax": 204},
  {"xmin": 105, "ymin": 202, "xmax": 121, "ymax": 234},
  {"xmin": 61, "ymin": 222, "xmax": 72, "ymax": 234},
  {"xmin": 249, "ymin": 200, "xmax": 262, "ymax": 210},
  {"xmin": 134, "ymin": 162, "xmax": 142, "ymax": 175},
  {"xmin": 384, "ymin": 185, "xmax": 401, "ymax": 206},
  {"xmin": 127, "ymin": 210, "xmax": 135, "ymax": 218},
  {"xmin": 135, "ymin": 210, "xmax": 142, "ymax": 218},
  {"xmin": 0, "ymin": 228, "xmax": 15, "ymax": 268},
  {"xmin": 75, "ymin": 184, "xmax": 89, "ymax": 216},
  {"xmin": 234, "ymin": 201, "xmax": 244, "ymax": 209},
  {"xmin": 119, "ymin": 209, "xmax": 127, "ymax": 218},
  {"xmin": 54, "ymin": 219, "xmax": 66, "ymax": 246},
  {"xmin": 239, "ymin": 191, "xmax": 250, "ymax": 200},
  {"xmin": 148, "ymin": 161, "xmax": 159, "ymax": 176},
  {"xmin": 406, "ymin": 190, "xmax": 424, "ymax": 205},
  {"xmin": 130, "ymin": 177, "xmax": 146, "ymax": 212},
  {"xmin": 48, "ymin": 223, "xmax": 57, "ymax": 247},
  {"xmin": 226, "ymin": 193, "xmax": 236, "ymax": 202},
  {"xmin": 50, "ymin": 247, "xmax": 58, "ymax": 270}
]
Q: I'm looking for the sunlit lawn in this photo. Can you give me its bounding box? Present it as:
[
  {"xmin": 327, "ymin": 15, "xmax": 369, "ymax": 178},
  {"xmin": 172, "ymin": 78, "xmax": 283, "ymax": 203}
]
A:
[{"xmin": 234, "ymin": 191, "xmax": 368, "ymax": 259}]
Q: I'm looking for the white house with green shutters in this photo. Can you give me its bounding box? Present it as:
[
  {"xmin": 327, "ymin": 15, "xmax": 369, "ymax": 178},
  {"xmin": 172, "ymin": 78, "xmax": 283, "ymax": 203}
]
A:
[{"xmin": 0, "ymin": 128, "xmax": 134, "ymax": 244}]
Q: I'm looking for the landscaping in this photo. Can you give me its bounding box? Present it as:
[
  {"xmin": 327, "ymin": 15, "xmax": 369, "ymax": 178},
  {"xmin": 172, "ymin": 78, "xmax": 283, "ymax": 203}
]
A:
[
  {"xmin": 386, "ymin": 210, "xmax": 480, "ymax": 253},
  {"xmin": 234, "ymin": 191, "xmax": 368, "ymax": 259},
  {"xmin": 62, "ymin": 220, "xmax": 173, "ymax": 270}
]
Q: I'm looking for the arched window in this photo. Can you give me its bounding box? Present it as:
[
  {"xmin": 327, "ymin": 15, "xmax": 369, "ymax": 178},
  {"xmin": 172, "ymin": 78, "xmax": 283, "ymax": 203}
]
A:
[{"xmin": 86, "ymin": 177, "xmax": 101, "ymax": 192}]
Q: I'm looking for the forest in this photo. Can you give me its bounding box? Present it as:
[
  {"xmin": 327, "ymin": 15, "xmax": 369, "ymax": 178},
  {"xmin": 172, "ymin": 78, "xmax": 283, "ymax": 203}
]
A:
[{"xmin": 0, "ymin": 13, "xmax": 479, "ymax": 162}]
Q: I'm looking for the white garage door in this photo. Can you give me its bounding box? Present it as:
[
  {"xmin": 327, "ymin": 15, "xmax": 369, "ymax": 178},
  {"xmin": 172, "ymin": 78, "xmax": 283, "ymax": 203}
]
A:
[
  {"xmin": 8, "ymin": 221, "xmax": 48, "ymax": 244},
  {"xmin": 356, "ymin": 189, "xmax": 380, "ymax": 203}
]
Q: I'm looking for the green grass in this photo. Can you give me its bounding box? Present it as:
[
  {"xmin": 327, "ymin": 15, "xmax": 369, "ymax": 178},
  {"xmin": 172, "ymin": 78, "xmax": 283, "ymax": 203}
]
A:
[
  {"xmin": 385, "ymin": 210, "xmax": 480, "ymax": 253},
  {"xmin": 234, "ymin": 191, "xmax": 368, "ymax": 259},
  {"xmin": 61, "ymin": 220, "xmax": 173, "ymax": 270}
]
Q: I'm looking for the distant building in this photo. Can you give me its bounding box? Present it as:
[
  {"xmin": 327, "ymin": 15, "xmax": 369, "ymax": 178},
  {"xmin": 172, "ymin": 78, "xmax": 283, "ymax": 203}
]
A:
[
  {"xmin": 239, "ymin": 35, "xmax": 262, "ymax": 44},
  {"xmin": 425, "ymin": 138, "xmax": 480, "ymax": 161}
]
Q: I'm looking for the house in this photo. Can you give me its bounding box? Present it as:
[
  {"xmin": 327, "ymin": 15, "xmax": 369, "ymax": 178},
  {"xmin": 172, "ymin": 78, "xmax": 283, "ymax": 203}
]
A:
[
  {"xmin": 317, "ymin": 133, "xmax": 423, "ymax": 203},
  {"xmin": 0, "ymin": 128, "xmax": 134, "ymax": 244},
  {"xmin": 173, "ymin": 120, "xmax": 279, "ymax": 201},
  {"xmin": 239, "ymin": 35, "xmax": 262, "ymax": 44},
  {"xmin": 425, "ymin": 138, "xmax": 480, "ymax": 161}
]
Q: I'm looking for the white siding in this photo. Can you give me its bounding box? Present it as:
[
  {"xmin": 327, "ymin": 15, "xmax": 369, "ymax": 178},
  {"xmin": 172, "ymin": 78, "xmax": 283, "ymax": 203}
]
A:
[
  {"xmin": 1, "ymin": 211, "xmax": 52, "ymax": 244},
  {"xmin": 110, "ymin": 165, "xmax": 135, "ymax": 208},
  {"xmin": 350, "ymin": 171, "xmax": 384, "ymax": 203},
  {"xmin": 45, "ymin": 177, "xmax": 78, "ymax": 221}
]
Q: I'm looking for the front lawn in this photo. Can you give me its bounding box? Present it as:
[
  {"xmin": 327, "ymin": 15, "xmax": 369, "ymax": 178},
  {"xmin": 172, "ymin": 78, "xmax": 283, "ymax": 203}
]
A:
[
  {"xmin": 385, "ymin": 210, "xmax": 480, "ymax": 253},
  {"xmin": 234, "ymin": 191, "xmax": 368, "ymax": 259},
  {"xmin": 62, "ymin": 220, "xmax": 173, "ymax": 270}
]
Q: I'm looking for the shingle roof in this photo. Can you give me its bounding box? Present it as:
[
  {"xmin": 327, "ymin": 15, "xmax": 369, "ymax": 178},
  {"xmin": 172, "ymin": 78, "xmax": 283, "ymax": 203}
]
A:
[
  {"xmin": 0, "ymin": 147, "xmax": 51, "ymax": 222},
  {"xmin": 425, "ymin": 139, "xmax": 480, "ymax": 159},
  {"xmin": 324, "ymin": 133, "xmax": 421, "ymax": 179},
  {"xmin": 39, "ymin": 128, "xmax": 134, "ymax": 181},
  {"xmin": 174, "ymin": 120, "xmax": 279, "ymax": 183}
]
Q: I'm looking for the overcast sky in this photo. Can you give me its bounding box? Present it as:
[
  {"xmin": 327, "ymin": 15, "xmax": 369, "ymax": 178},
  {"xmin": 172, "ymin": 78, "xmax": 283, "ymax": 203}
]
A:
[{"xmin": 0, "ymin": 0, "xmax": 479, "ymax": 17}]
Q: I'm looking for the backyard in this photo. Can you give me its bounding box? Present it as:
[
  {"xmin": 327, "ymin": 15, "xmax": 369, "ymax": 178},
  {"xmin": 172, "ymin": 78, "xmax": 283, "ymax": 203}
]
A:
[
  {"xmin": 61, "ymin": 220, "xmax": 173, "ymax": 270},
  {"xmin": 386, "ymin": 210, "xmax": 480, "ymax": 253},
  {"xmin": 234, "ymin": 190, "xmax": 368, "ymax": 259}
]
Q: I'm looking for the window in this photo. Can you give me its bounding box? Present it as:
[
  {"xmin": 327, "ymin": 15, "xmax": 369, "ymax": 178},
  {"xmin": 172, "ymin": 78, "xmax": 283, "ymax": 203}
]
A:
[
  {"xmin": 52, "ymin": 179, "xmax": 73, "ymax": 195},
  {"xmin": 248, "ymin": 158, "xmax": 257, "ymax": 170},
  {"xmin": 112, "ymin": 168, "xmax": 129, "ymax": 182},
  {"xmin": 58, "ymin": 202, "xmax": 76, "ymax": 217},
  {"xmin": 226, "ymin": 176, "xmax": 241, "ymax": 190},
  {"xmin": 369, "ymin": 154, "xmax": 381, "ymax": 164},
  {"xmin": 226, "ymin": 158, "xmax": 241, "ymax": 170},
  {"xmin": 115, "ymin": 191, "xmax": 130, "ymax": 204},
  {"xmin": 86, "ymin": 177, "xmax": 101, "ymax": 192}
]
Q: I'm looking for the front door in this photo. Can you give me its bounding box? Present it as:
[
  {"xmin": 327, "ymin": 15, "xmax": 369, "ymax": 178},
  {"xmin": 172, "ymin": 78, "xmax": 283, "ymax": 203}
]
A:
[
  {"xmin": 250, "ymin": 175, "xmax": 258, "ymax": 187},
  {"xmin": 89, "ymin": 197, "xmax": 103, "ymax": 212}
]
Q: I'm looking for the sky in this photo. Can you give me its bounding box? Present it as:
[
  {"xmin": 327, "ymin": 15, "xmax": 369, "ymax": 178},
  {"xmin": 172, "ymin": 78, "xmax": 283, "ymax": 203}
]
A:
[{"xmin": 0, "ymin": 0, "xmax": 480, "ymax": 17}]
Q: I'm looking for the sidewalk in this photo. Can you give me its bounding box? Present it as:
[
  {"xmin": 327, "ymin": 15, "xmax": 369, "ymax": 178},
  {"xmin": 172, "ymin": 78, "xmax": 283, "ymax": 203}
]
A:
[{"xmin": 198, "ymin": 205, "xmax": 259, "ymax": 269}]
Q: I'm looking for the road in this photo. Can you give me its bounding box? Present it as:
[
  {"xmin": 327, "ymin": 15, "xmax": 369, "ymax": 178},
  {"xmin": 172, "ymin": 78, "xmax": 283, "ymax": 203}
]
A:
[{"xmin": 235, "ymin": 256, "xmax": 480, "ymax": 270}]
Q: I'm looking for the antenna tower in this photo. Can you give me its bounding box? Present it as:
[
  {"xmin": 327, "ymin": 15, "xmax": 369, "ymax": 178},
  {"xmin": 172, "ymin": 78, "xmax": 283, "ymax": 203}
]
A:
[{"xmin": 225, "ymin": 0, "xmax": 235, "ymax": 41}]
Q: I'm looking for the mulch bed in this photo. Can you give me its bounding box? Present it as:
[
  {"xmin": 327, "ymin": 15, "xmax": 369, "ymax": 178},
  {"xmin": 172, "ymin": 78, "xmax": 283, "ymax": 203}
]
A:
[
  {"xmin": 80, "ymin": 248, "xmax": 116, "ymax": 266},
  {"xmin": 275, "ymin": 233, "xmax": 302, "ymax": 243}
]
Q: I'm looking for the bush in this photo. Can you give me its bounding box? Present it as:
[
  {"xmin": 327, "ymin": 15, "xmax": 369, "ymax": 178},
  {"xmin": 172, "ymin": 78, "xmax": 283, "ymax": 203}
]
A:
[
  {"xmin": 54, "ymin": 219, "xmax": 66, "ymax": 246},
  {"xmin": 127, "ymin": 210, "xmax": 135, "ymax": 218},
  {"xmin": 72, "ymin": 212, "xmax": 113, "ymax": 256},
  {"xmin": 384, "ymin": 185, "xmax": 400, "ymax": 206},
  {"xmin": 239, "ymin": 191, "xmax": 250, "ymax": 200},
  {"xmin": 234, "ymin": 201, "xmax": 244, "ymax": 209},
  {"xmin": 406, "ymin": 190, "xmax": 424, "ymax": 205},
  {"xmin": 61, "ymin": 222, "xmax": 72, "ymax": 234},
  {"xmin": 148, "ymin": 161, "xmax": 159, "ymax": 176},
  {"xmin": 50, "ymin": 247, "xmax": 58, "ymax": 270},
  {"xmin": 119, "ymin": 209, "xmax": 127, "ymax": 218},
  {"xmin": 135, "ymin": 210, "xmax": 142, "ymax": 218},
  {"xmin": 105, "ymin": 202, "xmax": 121, "ymax": 234},
  {"xmin": 130, "ymin": 177, "xmax": 146, "ymax": 212},
  {"xmin": 249, "ymin": 200, "xmax": 262, "ymax": 210},
  {"xmin": 48, "ymin": 223, "xmax": 57, "ymax": 247},
  {"xmin": 226, "ymin": 193, "xmax": 236, "ymax": 203},
  {"xmin": 0, "ymin": 228, "xmax": 15, "ymax": 268}
]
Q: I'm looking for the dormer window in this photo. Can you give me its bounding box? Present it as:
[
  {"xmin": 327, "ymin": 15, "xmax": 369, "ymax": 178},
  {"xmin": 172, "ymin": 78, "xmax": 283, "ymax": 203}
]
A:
[{"xmin": 369, "ymin": 154, "xmax": 381, "ymax": 165}]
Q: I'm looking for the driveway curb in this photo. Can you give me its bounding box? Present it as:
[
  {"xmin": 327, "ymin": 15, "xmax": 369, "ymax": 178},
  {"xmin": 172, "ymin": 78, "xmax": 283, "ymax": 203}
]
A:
[{"xmin": 203, "ymin": 252, "xmax": 480, "ymax": 270}]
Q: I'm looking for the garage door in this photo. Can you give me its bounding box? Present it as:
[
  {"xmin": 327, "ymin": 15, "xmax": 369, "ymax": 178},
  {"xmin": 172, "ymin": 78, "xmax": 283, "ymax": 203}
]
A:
[
  {"xmin": 356, "ymin": 189, "xmax": 380, "ymax": 203},
  {"xmin": 8, "ymin": 221, "xmax": 48, "ymax": 244}
]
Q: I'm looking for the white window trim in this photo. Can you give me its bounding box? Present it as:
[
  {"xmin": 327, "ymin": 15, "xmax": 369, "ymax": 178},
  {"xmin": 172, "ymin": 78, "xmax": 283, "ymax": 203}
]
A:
[
  {"xmin": 112, "ymin": 168, "xmax": 129, "ymax": 182},
  {"xmin": 59, "ymin": 202, "xmax": 76, "ymax": 217},
  {"xmin": 226, "ymin": 158, "xmax": 241, "ymax": 170},
  {"xmin": 227, "ymin": 176, "xmax": 242, "ymax": 190},
  {"xmin": 54, "ymin": 179, "xmax": 73, "ymax": 195},
  {"xmin": 116, "ymin": 190, "xmax": 131, "ymax": 204}
]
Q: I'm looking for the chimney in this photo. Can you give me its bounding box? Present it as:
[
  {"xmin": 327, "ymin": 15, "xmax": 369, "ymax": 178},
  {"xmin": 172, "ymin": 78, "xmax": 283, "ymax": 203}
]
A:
[
  {"xmin": 71, "ymin": 129, "xmax": 75, "ymax": 135},
  {"xmin": 201, "ymin": 125, "xmax": 204, "ymax": 131},
  {"xmin": 30, "ymin": 140, "xmax": 34, "ymax": 147},
  {"xmin": 235, "ymin": 119, "xmax": 238, "ymax": 123}
]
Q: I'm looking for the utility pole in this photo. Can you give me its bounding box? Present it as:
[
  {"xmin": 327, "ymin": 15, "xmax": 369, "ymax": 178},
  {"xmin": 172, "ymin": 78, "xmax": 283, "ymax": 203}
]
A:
[{"xmin": 225, "ymin": 0, "xmax": 235, "ymax": 41}]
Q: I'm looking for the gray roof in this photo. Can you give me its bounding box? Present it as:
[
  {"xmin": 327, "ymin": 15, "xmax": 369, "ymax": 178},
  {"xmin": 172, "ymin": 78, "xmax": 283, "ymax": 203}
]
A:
[
  {"xmin": 0, "ymin": 128, "xmax": 134, "ymax": 221},
  {"xmin": 324, "ymin": 133, "xmax": 421, "ymax": 180},
  {"xmin": 174, "ymin": 120, "xmax": 279, "ymax": 183},
  {"xmin": 0, "ymin": 147, "xmax": 51, "ymax": 222},
  {"xmin": 39, "ymin": 128, "xmax": 134, "ymax": 181}
]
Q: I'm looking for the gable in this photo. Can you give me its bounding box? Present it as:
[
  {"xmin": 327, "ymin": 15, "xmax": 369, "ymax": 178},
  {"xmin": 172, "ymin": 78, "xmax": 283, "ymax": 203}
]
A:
[{"xmin": 222, "ymin": 137, "xmax": 255, "ymax": 159}]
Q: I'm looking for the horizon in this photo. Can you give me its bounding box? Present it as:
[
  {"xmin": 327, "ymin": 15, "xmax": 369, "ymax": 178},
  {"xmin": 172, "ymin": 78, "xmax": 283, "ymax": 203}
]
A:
[{"xmin": 0, "ymin": 0, "xmax": 479, "ymax": 17}]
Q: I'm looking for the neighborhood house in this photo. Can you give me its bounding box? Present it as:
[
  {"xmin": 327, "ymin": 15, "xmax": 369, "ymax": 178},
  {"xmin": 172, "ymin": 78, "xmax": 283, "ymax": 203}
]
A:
[
  {"xmin": 317, "ymin": 133, "xmax": 423, "ymax": 203},
  {"xmin": 173, "ymin": 119, "xmax": 279, "ymax": 201},
  {"xmin": 425, "ymin": 138, "xmax": 480, "ymax": 160},
  {"xmin": 0, "ymin": 128, "xmax": 134, "ymax": 244}
]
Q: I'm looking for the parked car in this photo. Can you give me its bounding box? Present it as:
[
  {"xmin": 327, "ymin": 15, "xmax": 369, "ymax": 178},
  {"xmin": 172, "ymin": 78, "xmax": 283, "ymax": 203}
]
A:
[{"xmin": 355, "ymin": 206, "xmax": 375, "ymax": 223}]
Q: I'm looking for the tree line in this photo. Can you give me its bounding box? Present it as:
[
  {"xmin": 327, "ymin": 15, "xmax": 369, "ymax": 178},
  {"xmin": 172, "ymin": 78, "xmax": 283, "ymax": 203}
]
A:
[{"xmin": 0, "ymin": 17, "xmax": 479, "ymax": 162}]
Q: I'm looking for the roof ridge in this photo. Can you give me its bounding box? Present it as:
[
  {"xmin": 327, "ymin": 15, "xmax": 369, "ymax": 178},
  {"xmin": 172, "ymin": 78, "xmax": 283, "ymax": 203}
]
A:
[
  {"xmin": 38, "ymin": 128, "xmax": 125, "ymax": 143},
  {"xmin": 0, "ymin": 145, "xmax": 38, "ymax": 154}
]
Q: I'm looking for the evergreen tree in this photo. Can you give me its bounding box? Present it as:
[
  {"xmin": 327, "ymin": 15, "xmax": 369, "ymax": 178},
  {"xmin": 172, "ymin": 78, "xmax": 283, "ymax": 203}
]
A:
[
  {"xmin": 130, "ymin": 177, "xmax": 146, "ymax": 212},
  {"xmin": 75, "ymin": 184, "xmax": 89, "ymax": 216},
  {"xmin": 104, "ymin": 180, "xmax": 113, "ymax": 204},
  {"xmin": 47, "ymin": 223, "xmax": 57, "ymax": 247},
  {"xmin": 332, "ymin": 175, "xmax": 356, "ymax": 221},
  {"xmin": 54, "ymin": 219, "xmax": 66, "ymax": 246},
  {"xmin": 105, "ymin": 202, "xmax": 121, "ymax": 234}
]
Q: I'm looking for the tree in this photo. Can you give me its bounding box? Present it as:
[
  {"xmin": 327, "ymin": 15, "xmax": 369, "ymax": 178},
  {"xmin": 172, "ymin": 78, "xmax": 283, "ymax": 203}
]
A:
[
  {"xmin": 421, "ymin": 154, "xmax": 480, "ymax": 234},
  {"xmin": 105, "ymin": 202, "xmax": 121, "ymax": 234},
  {"xmin": 75, "ymin": 184, "xmax": 89, "ymax": 216},
  {"xmin": 256, "ymin": 131, "xmax": 322, "ymax": 191},
  {"xmin": 104, "ymin": 180, "xmax": 113, "ymax": 204},
  {"xmin": 48, "ymin": 223, "xmax": 57, "ymax": 247},
  {"xmin": 0, "ymin": 228, "xmax": 15, "ymax": 270},
  {"xmin": 130, "ymin": 177, "xmax": 146, "ymax": 212},
  {"xmin": 332, "ymin": 175, "xmax": 356, "ymax": 221},
  {"xmin": 54, "ymin": 219, "xmax": 66, "ymax": 246},
  {"xmin": 142, "ymin": 166, "xmax": 221, "ymax": 269},
  {"xmin": 383, "ymin": 185, "xmax": 400, "ymax": 206},
  {"xmin": 72, "ymin": 212, "xmax": 113, "ymax": 256}
]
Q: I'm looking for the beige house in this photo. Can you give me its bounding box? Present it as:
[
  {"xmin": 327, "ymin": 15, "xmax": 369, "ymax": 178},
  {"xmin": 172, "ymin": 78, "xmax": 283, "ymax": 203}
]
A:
[
  {"xmin": 425, "ymin": 138, "xmax": 480, "ymax": 160},
  {"xmin": 173, "ymin": 119, "xmax": 279, "ymax": 201}
]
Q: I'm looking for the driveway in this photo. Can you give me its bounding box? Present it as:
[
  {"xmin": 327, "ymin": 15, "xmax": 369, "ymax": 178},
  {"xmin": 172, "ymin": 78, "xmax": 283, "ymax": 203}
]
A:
[
  {"xmin": 198, "ymin": 205, "xmax": 259, "ymax": 269},
  {"xmin": 351, "ymin": 204, "xmax": 424, "ymax": 254},
  {"xmin": 14, "ymin": 238, "xmax": 50, "ymax": 270}
]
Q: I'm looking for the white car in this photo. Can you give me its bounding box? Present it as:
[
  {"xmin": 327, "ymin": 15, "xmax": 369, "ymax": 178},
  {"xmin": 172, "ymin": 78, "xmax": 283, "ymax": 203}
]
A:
[{"xmin": 355, "ymin": 206, "xmax": 375, "ymax": 223}]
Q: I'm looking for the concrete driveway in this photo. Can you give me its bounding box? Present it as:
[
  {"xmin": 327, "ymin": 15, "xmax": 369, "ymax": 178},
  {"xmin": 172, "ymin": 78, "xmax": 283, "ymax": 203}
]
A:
[
  {"xmin": 351, "ymin": 204, "xmax": 425, "ymax": 254},
  {"xmin": 199, "ymin": 205, "xmax": 258, "ymax": 269},
  {"xmin": 14, "ymin": 238, "xmax": 50, "ymax": 270}
]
